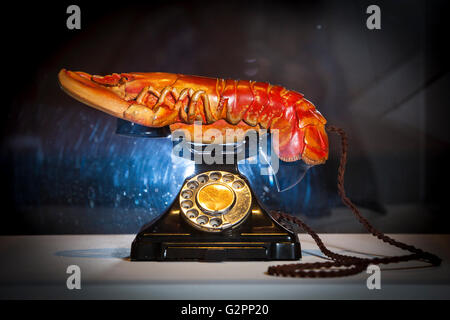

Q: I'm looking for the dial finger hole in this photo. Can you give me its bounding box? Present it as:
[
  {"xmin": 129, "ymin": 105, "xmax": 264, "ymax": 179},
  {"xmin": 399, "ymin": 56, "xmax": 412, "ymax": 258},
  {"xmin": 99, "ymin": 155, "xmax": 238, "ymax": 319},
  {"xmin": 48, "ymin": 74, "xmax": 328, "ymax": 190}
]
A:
[
  {"xmin": 181, "ymin": 200, "xmax": 193, "ymax": 209},
  {"xmin": 232, "ymin": 180, "xmax": 244, "ymax": 189},
  {"xmin": 181, "ymin": 190, "xmax": 193, "ymax": 199},
  {"xmin": 197, "ymin": 174, "xmax": 209, "ymax": 184},
  {"xmin": 196, "ymin": 215, "xmax": 209, "ymax": 225},
  {"xmin": 187, "ymin": 181, "xmax": 199, "ymax": 190},
  {"xmin": 222, "ymin": 174, "xmax": 234, "ymax": 183},
  {"xmin": 186, "ymin": 209, "xmax": 199, "ymax": 219},
  {"xmin": 210, "ymin": 218, "xmax": 222, "ymax": 227},
  {"xmin": 209, "ymin": 172, "xmax": 222, "ymax": 181}
]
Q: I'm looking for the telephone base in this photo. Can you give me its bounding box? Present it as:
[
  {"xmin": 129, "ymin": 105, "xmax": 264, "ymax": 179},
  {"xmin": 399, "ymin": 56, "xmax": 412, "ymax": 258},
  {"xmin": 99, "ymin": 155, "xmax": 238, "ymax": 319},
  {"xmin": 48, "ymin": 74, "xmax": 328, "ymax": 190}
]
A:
[
  {"xmin": 116, "ymin": 121, "xmax": 302, "ymax": 261},
  {"xmin": 130, "ymin": 202, "xmax": 301, "ymax": 261}
]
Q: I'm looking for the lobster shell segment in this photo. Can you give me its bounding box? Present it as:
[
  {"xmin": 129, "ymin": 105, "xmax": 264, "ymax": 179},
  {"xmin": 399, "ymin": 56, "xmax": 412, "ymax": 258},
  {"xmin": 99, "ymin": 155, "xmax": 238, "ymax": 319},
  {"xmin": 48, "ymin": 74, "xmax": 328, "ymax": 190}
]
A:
[{"xmin": 58, "ymin": 69, "xmax": 329, "ymax": 165}]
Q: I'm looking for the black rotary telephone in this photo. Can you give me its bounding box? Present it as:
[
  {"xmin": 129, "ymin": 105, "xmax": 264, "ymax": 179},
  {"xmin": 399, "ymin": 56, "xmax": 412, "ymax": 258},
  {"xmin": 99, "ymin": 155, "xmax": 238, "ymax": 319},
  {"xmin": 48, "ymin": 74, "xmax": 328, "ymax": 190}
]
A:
[
  {"xmin": 118, "ymin": 119, "xmax": 300, "ymax": 261},
  {"xmin": 117, "ymin": 119, "xmax": 442, "ymax": 277}
]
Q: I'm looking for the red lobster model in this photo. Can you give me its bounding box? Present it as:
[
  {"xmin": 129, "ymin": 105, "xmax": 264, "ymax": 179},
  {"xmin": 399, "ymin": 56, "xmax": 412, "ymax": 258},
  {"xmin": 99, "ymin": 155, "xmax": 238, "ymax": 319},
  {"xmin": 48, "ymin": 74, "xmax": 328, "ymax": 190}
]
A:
[{"xmin": 58, "ymin": 69, "xmax": 328, "ymax": 164}]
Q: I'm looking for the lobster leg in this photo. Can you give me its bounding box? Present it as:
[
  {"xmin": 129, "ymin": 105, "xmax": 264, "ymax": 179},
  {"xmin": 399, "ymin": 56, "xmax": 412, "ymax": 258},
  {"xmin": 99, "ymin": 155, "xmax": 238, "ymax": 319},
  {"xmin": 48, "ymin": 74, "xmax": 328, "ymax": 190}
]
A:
[
  {"xmin": 176, "ymin": 88, "xmax": 214, "ymax": 124},
  {"xmin": 151, "ymin": 87, "xmax": 180, "ymax": 126},
  {"xmin": 178, "ymin": 88, "xmax": 195, "ymax": 122},
  {"xmin": 150, "ymin": 86, "xmax": 181, "ymax": 126},
  {"xmin": 136, "ymin": 85, "xmax": 161, "ymax": 105},
  {"xmin": 188, "ymin": 90, "xmax": 205, "ymax": 122},
  {"xmin": 156, "ymin": 87, "xmax": 179, "ymax": 109}
]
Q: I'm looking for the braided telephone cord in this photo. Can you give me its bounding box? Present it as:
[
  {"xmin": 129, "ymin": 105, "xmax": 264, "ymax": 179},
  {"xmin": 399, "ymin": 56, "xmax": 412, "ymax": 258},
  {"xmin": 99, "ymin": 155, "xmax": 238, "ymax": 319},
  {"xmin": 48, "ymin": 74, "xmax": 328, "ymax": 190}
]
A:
[{"xmin": 267, "ymin": 125, "xmax": 442, "ymax": 278}]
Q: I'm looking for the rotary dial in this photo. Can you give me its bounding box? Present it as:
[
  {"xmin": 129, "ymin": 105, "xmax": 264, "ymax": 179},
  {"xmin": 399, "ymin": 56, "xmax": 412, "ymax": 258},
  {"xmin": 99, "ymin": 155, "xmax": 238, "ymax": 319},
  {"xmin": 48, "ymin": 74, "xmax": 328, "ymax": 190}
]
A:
[{"xmin": 179, "ymin": 171, "xmax": 252, "ymax": 232}]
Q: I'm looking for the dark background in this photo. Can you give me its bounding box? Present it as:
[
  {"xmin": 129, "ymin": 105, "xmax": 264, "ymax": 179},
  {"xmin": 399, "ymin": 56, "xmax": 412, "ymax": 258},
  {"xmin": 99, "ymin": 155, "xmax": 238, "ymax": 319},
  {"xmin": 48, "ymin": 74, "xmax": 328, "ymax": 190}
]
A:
[{"xmin": 0, "ymin": 0, "xmax": 449, "ymax": 234}]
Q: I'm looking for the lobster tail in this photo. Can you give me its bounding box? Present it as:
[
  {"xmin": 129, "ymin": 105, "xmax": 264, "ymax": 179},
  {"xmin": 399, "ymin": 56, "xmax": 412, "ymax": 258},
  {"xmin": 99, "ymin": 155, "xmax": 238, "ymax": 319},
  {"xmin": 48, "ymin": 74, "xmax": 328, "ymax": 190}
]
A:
[
  {"xmin": 261, "ymin": 90, "xmax": 328, "ymax": 165},
  {"xmin": 270, "ymin": 106, "xmax": 304, "ymax": 162},
  {"xmin": 295, "ymin": 98, "xmax": 328, "ymax": 165}
]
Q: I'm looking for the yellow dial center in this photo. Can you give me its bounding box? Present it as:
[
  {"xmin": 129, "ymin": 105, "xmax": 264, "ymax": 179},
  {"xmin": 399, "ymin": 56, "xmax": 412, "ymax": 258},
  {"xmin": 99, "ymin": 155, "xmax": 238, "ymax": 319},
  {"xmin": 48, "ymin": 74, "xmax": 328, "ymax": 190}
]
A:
[{"xmin": 196, "ymin": 183, "xmax": 235, "ymax": 213}]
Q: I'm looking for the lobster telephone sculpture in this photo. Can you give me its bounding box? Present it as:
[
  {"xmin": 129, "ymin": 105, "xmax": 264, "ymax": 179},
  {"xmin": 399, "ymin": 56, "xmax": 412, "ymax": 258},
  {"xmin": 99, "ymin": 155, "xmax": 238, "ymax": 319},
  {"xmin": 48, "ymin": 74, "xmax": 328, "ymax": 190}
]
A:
[{"xmin": 58, "ymin": 69, "xmax": 441, "ymax": 277}]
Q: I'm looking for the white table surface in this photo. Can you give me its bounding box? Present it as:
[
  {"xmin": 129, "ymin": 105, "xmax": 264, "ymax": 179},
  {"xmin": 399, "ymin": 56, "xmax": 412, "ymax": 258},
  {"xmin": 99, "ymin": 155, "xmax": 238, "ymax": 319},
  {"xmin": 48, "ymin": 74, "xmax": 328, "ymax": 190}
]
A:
[{"xmin": 0, "ymin": 234, "xmax": 448, "ymax": 299}]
